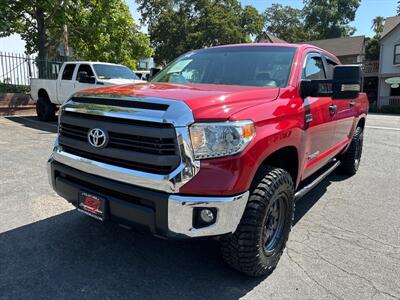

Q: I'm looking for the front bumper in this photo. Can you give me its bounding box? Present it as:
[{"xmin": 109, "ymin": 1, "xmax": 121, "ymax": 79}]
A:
[{"xmin": 48, "ymin": 160, "xmax": 249, "ymax": 238}]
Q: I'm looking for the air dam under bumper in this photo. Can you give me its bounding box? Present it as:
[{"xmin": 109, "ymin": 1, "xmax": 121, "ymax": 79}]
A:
[{"xmin": 48, "ymin": 160, "xmax": 249, "ymax": 238}]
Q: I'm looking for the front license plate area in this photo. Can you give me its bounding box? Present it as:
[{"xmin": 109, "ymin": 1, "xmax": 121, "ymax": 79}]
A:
[{"xmin": 78, "ymin": 191, "xmax": 106, "ymax": 221}]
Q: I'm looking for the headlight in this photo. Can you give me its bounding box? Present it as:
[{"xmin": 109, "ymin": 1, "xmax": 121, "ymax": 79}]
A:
[{"xmin": 189, "ymin": 121, "xmax": 256, "ymax": 159}]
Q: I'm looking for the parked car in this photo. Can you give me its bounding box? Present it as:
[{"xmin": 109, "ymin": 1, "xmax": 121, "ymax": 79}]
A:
[
  {"xmin": 47, "ymin": 44, "xmax": 368, "ymax": 276},
  {"xmin": 31, "ymin": 61, "xmax": 145, "ymax": 121},
  {"xmin": 134, "ymin": 70, "xmax": 150, "ymax": 81}
]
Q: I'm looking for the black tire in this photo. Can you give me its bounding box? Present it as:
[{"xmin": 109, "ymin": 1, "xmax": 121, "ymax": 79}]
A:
[
  {"xmin": 36, "ymin": 95, "xmax": 56, "ymax": 122},
  {"xmin": 339, "ymin": 127, "xmax": 364, "ymax": 175},
  {"xmin": 220, "ymin": 167, "xmax": 295, "ymax": 277}
]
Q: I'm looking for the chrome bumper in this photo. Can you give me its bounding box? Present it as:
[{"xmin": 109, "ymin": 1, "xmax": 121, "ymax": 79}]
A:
[
  {"xmin": 50, "ymin": 131, "xmax": 199, "ymax": 194},
  {"xmin": 168, "ymin": 192, "xmax": 249, "ymax": 237},
  {"xmin": 48, "ymin": 158, "xmax": 249, "ymax": 238}
]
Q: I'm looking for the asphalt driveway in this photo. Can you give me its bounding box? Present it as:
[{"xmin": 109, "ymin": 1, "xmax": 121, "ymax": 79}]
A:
[{"xmin": 0, "ymin": 114, "xmax": 399, "ymax": 300}]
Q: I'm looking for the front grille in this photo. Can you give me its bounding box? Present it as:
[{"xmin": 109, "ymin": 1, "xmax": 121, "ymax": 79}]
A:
[
  {"xmin": 60, "ymin": 123, "xmax": 177, "ymax": 156},
  {"xmin": 58, "ymin": 112, "xmax": 181, "ymax": 175}
]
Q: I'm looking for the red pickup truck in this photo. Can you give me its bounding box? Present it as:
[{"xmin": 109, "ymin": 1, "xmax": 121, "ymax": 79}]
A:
[{"xmin": 48, "ymin": 43, "xmax": 368, "ymax": 276}]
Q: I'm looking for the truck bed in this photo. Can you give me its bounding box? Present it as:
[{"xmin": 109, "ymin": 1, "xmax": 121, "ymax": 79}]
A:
[{"xmin": 30, "ymin": 79, "xmax": 58, "ymax": 104}]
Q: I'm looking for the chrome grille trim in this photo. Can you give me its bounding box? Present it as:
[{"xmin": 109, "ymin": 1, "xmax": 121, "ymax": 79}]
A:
[
  {"xmin": 63, "ymin": 94, "xmax": 194, "ymax": 127},
  {"xmin": 50, "ymin": 95, "xmax": 200, "ymax": 193}
]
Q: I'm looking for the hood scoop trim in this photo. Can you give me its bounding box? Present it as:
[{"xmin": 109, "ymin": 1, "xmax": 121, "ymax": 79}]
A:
[{"xmin": 71, "ymin": 96, "xmax": 169, "ymax": 111}]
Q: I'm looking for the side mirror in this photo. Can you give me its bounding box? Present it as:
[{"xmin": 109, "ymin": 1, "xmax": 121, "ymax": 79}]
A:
[
  {"xmin": 150, "ymin": 67, "xmax": 161, "ymax": 78},
  {"xmin": 78, "ymin": 71, "xmax": 95, "ymax": 84},
  {"xmin": 300, "ymin": 80, "xmax": 316, "ymax": 99},
  {"xmin": 300, "ymin": 65, "xmax": 361, "ymax": 100},
  {"xmin": 332, "ymin": 65, "xmax": 361, "ymax": 99},
  {"xmin": 300, "ymin": 80, "xmax": 331, "ymax": 99}
]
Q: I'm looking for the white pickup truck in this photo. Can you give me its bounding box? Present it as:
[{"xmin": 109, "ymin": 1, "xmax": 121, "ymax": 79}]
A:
[{"xmin": 31, "ymin": 61, "xmax": 144, "ymax": 121}]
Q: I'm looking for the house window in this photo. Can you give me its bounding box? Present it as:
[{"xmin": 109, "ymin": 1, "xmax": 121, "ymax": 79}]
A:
[
  {"xmin": 395, "ymin": 44, "xmax": 400, "ymax": 65},
  {"xmin": 392, "ymin": 86, "xmax": 400, "ymax": 96}
]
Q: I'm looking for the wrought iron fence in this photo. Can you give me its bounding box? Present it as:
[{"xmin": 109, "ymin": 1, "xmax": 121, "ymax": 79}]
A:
[
  {"xmin": 0, "ymin": 52, "xmax": 66, "ymax": 92},
  {"xmin": 380, "ymin": 96, "xmax": 400, "ymax": 106}
]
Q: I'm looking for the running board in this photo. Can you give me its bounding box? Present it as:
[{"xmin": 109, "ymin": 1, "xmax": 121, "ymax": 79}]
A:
[{"xmin": 294, "ymin": 160, "xmax": 341, "ymax": 201}]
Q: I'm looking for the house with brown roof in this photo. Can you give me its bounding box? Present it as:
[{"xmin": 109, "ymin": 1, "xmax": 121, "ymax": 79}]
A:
[
  {"xmin": 378, "ymin": 16, "xmax": 400, "ymax": 108},
  {"xmin": 256, "ymin": 28, "xmax": 400, "ymax": 108},
  {"xmin": 301, "ymin": 36, "xmax": 379, "ymax": 104},
  {"xmin": 256, "ymin": 33, "xmax": 367, "ymax": 65},
  {"xmin": 256, "ymin": 32, "xmax": 287, "ymax": 44},
  {"xmin": 303, "ymin": 35, "xmax": 367, "ymax": 64}
]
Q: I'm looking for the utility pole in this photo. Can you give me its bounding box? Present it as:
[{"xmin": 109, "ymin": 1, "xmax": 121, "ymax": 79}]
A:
[{"xmin": 63, "ymin": 24, "xmax": 69, "ymax": 57}]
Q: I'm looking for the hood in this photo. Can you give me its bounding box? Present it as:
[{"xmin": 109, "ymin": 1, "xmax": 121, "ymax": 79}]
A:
[
  {"xmin": 101, "ymin": 78, "xmax": 146, "ymax": 85},
  {"xmin": 78, "ymin": 82, "xmax": 280, "ymax": 121}
]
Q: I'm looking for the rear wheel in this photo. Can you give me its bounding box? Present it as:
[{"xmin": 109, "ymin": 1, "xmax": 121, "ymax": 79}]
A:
[
  {"xmin": 36, "ymin": 94, "xmax": 56, "ymax": 122},
  {"xmin": 220, "ymin": 167, "xmax": 295, "ymax": 277},
  {"xmin": 339, "ymin": 127, "xmax": 364, "ymax": 175}
]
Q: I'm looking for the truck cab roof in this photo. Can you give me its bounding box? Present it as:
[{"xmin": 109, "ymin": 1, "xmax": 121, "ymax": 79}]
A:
[{"xmin": 63, "ymin": 61, "xmax": 125, "ymax": 66}]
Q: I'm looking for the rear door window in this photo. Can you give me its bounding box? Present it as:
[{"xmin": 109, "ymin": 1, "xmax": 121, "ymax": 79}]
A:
[{"xmin": 61, "ymin": 64, "xmax": 76, "ymax": 80}]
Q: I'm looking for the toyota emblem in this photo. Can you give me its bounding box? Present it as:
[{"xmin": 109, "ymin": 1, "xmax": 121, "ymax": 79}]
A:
[{"xmin": 88, "ymin": 128, "xmax": 108, "ymax": 148}]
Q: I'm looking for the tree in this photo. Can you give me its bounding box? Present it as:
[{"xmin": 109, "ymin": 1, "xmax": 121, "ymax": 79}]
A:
[
  {"xmin": 0, "ymin": 0, "xmax": 153, "ymax": 75},
  {"xmin": 136, "ymin": 0, "xmax": 264, "ymax": 64},
  {"xmin": 365, "ymin": 38, "xmax": 380, "ymax": 60},
  {"xmin": 67, "ymin": 0, "xmax": 153, "ymax": 69},
  {"xmin": 371, "ymin": 16, "xmax": 385, "ymax": 37},
  {"xmin": 303, "ymin": 0, "xmax": 361, "ymax": 40},
  {"xmin": 365, "ymin": 16, "xmax": 385, "ymax": 61},
  {"xmin": 0, "ymin": 0, "xmax": 68, "ymax": 75},
  {"xmin": 263, "ymin": 4, "xmax": 310, "ymax": 43}
]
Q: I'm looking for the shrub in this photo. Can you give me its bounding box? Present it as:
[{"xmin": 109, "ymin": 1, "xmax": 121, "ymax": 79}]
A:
[
  {"xmin": 380, "ymin": 105, "xmax": 400, "ymax": 114},
  {"xmin": 0, "ymin": 83, "xmax": 30, "ymax": 94}
]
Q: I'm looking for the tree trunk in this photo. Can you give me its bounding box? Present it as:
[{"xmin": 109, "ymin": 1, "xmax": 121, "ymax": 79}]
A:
[{"xmin": 35, "ymin": 7, "xmax": 47, "ymax": 78}]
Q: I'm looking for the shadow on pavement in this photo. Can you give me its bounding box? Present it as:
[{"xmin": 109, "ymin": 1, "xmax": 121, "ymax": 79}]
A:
[
  {"xmin": 4, "ymin": 115, "xmax": 58, "ymax": 133},
  {"xmin": 0, "ymin": 211, "xmax": 263, "ymax": 299},
  {"xmin": 294, "ymin": 173, "xmax": 349, "ymax": 225},
  {"xmin": 0, "ymin": 174, "xmax": 350, "ymax": 299},
  {"xmin": 0, "ymin": 174, "xmax": 349, "ymax": 299}
]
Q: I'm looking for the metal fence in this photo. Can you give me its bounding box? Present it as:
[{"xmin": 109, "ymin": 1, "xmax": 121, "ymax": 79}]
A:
[{"xmin": 0, "ymin": 52, "xmax": 66, "ymax": 92}]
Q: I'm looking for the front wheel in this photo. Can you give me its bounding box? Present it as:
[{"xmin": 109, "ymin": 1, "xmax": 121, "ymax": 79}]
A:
[
  {"xmin": 339, "ymin": 127, "xmax": 364, "ymax": 175},
  {"xmin": 220, "ymin": 167, "xmax": 295, "ymax": 277},
  {"xmin": 36, "ymin": 96, "xmax": 56, "ymax": 122}
]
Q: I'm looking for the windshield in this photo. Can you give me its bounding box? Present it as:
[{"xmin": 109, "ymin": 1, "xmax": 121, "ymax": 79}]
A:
[
  {"xmin": 93, "ymin": 64, "xmax": 139, "ymax": 80},
  {"xmin": 152, "ymin": 46, "xmax": 296, "ymax": 87}
]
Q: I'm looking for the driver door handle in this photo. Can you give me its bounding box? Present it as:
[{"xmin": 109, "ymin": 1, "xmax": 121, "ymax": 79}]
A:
[
  {"xmin": 349, "ymin": 101, "xmax": 356, "ymax": 108},
  {"xmin": 329, "ymin": 105, "xmax": 337, "ymax": 115}
]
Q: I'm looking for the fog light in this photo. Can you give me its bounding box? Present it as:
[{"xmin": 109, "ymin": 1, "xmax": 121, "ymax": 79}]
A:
[
  {"xmin": 193, "ymin": 207, "xmax": 217, "ymax": 228},
  {"xmin": 200, "ymin": 209, "xmax": 215, "ymax": 223}
]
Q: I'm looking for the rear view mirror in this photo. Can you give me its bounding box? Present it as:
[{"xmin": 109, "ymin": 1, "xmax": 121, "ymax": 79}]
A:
[
  {"xmin": 300, "ymin": 65, "xmax": 361, "ymax": 100},
  {"xmin": 78, "ymin": 71, "xmax": 88, "ymax": 83},
  {"xmin": 300, "ymin": 80, "xmax": 331, "ymax": 99},
  {"xmin": 332, "ymin": 65, "xmax": 361, "ymax": 99},
  {"xmin": 78, "ymin": 71, "xmax": 95, "ymax": 84},
  {"xmin": 149, "ymin": 67, "xmax": 161, "ymax": 79}
]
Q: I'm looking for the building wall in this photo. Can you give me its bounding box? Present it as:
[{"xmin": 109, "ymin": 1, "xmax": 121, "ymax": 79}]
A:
[
  {"xmin": 378, "ymin": 25, "xmax": 400, "ymax": 107},
  {"xmin": 380, "ymin": 26, "xmax": 400, "ymax": 75}
]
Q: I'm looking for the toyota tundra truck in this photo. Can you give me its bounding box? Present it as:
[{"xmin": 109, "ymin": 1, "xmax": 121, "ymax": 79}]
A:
[{"xmin": 47, "ymin": 44, "xmax": 368, "ymax": 277}]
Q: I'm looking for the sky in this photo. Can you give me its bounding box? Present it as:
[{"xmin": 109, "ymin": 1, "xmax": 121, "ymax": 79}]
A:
[{"xmin": 0, "ymin": 0, "xmax": 398, "ymax": 54}]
